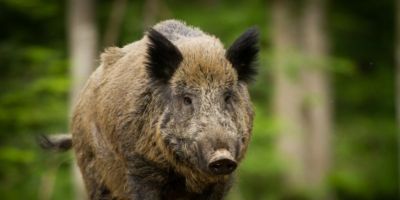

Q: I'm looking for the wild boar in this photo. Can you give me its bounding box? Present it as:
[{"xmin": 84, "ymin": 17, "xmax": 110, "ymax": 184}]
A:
[{"xmin": 43, "ymin": 19, "xmax": 258, "ymax": 200}]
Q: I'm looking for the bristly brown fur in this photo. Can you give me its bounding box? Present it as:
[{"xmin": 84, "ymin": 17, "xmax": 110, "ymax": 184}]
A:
[
  {"xmin": 101, "ymin": 47, "xmax": 125, "ymax": 69},
  {"xmin": 70, "ymin": 19, "xmax": 258, "ymax": 200}
]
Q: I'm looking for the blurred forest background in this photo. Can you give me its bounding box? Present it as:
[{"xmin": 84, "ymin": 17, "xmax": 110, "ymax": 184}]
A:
[{"xmin": 0, "ymin": 0, "xmax": 398, "ymax": 199}]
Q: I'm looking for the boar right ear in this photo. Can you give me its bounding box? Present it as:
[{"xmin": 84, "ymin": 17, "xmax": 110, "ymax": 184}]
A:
[{"xmin": 146, "ymin": 28, "xmax": 183, "ymax": 84}]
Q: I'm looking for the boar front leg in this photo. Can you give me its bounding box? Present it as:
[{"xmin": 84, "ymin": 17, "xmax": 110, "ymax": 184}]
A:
[
  {"xmin": 129, "ymin": 177, "xmax": 162, "ymax": 200},
  {"xmin": 126, "ymin": 155, "xmax": 166, "ymax": 200}
]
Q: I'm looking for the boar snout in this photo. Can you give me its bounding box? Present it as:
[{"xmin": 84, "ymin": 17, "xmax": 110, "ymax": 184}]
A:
[{"xmin": 207, "ymin": 149, "xmax": 237, "ymax": 175}]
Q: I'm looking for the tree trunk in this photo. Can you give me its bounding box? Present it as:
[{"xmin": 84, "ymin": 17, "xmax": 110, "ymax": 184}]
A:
[
  {"xmin": 272, "ymin": 0, "xmax": 332, "ymax": 196},
  {"xmin": 301, "ymin": 0, "xmax": 331, "ymax": 196},
  {"xmin": 103, "ymin": 0, "xmax": 128, "ymax": 47},
  {"xmin": 68, "ymin": 0, "xmax": 98, "ymax": 199},
  {"xmin": 143, "ymin": 0, "xmax": 160, "ymax": 29},
  {"xmin": 38, "ymin": 164, "xmax": 58, "ymax": 200},
  {"xmin": 272, "ymin": 0, "xmax": 307, "ymax": 190}
]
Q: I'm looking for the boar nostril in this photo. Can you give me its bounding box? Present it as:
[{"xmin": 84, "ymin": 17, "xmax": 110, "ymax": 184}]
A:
[
  {"xmin": 207, "ymin": 149, "xmax": 237, "ymax": 175},
  {"xmin": 208, "ymin": 158, "xmax": 237, "ymax": 175}
]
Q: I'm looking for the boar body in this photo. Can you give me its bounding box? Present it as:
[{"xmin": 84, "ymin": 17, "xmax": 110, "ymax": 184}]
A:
[{"xmin": 71, "ymin": 20, "xmax": 258, "ymax": 200}]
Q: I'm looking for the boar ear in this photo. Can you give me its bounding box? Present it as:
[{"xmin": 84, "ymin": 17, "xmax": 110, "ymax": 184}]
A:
[
  {"xmin": 226, "ymin": 27, "xmax": 259, "ymax": 83},
  {"xmin": 146, "ymin": 28, "xmax": 183, "ymax": 83}
]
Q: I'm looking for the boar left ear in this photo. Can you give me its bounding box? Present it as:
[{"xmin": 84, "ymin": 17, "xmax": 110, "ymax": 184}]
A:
[
  {"xmin": 146, "ymin": 28, "xmax": 183, "ymax": 84},
  {"xmin": 226, "ymin": 27, "xmax": 259, "ymax": 83}
]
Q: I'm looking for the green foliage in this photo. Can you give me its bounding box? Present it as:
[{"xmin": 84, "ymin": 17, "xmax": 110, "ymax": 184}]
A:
[{"xmin": 0, "ymin": 0, "xmax": 397, "ymax": 199}]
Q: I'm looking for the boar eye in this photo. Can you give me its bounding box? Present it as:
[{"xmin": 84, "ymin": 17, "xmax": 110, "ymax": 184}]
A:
[
  {"xmin": 183, "ymin": 96, "xmax": 192, "ymax": 105},
  {"xmin": 224, "ymin": 92, "xmax": 232, "ymax": 103}
]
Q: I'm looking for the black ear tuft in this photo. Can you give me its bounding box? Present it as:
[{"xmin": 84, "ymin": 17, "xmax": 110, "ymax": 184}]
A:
[
  {"xmin": 146, "ymin": 28, "xmax": 183, "ymax": 83},
  {"xmin": 226, "ymin": 27, "xmax": 259, "ymax": 83}
]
